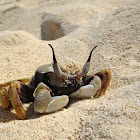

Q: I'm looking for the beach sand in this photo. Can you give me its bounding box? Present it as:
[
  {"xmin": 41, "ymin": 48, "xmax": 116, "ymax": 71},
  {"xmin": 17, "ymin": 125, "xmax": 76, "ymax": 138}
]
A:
[{"xmin": 0, "ymin": 0, "xmax": 140, "ymax": 139}]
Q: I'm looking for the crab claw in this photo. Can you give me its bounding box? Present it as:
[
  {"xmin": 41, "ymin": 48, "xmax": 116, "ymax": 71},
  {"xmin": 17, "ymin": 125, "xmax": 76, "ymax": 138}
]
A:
[
  {"xmin": 78, "ymin": 46, "xmax": 97, "ymax": 77},
  {"xmin": 33, "ymin": 82, "xmax": 52, "ymax": 113},
  {"xmin": 48, "ymin": 44, "xmax": 67, "ymax": 79},
  {"xmin": 33, "ymin": 82, "xmax": 69, "ymax": 113},
  {"xmin": 69, "ymin": 75, "xmax": 101, "ymax": 98}
]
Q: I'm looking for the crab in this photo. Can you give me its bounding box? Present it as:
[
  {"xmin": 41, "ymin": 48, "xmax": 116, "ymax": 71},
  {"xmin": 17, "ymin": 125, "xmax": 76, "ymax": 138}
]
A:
[{"xmin": 0, "ymin": 44, "xmax": 111, "ymax": 120}]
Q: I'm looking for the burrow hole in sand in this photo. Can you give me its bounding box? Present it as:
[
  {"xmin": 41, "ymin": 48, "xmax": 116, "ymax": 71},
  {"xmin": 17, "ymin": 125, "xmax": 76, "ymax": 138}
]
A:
[{"xmin": 41, "ymin": 20, "xmax": 65, "ymax": 40}]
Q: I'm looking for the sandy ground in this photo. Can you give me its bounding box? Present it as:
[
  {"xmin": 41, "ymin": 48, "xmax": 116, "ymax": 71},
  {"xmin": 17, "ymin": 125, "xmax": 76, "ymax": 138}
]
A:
[{"xmin": 0, "ymin": 0, "xmax": 140, "ymax": 139}]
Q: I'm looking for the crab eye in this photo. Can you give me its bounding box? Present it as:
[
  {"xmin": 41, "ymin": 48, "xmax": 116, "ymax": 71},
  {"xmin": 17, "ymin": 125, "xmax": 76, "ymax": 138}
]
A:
[
  {"xmin": 48, "ymin": 44, "xmax": 67, "ymax": 79},
  {"xmin": 78, "ymin": 46, "xmax": 97, "ymax": 77}
]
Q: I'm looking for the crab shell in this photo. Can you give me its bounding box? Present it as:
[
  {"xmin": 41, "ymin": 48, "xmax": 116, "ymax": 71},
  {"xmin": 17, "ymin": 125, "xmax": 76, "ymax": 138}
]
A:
[
  {"xmin": 31, "ymin": 64, "xmax": 108, "ymax": 113},
  {"xmin": 32, "ymin": 67, "xmax": 102, "ymax": 113},
  {"xmin": 30, "ymin": 45, "xmax": 111, "ymax": 114},
  {"xmin": 30, "ymin": 63, "xmax": 83, "ymax": 96}
]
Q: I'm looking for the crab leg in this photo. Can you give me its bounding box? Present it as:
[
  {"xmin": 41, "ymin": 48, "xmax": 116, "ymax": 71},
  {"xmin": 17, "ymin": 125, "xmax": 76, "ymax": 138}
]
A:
[
  {"xmin": 94, "ymin": 69, "xmax": 111, "ymax": 98},
  {"xmin": 0, "ymin": 78, "xmax": 31, "ymax": 110},
  {"xmin": 8, "ymin": 81, "xmax": 28, "ymax": 119},
  {"xmin": 48, "ymin": 44, "xmax": 68, "ymax": 79},
  {"xmin": 5, "ymin": 80, "xmax": 32, "ymax": 120},
  {"xmin": 0, "ymin": 88, "xmax": 10, "ymax": 109}
]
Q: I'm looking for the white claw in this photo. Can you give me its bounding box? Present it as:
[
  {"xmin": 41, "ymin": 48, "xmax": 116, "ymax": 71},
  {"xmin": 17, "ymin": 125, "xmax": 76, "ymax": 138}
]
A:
[
  {"xmin": 90, "ymin": 75, "xmax": 101, "ymax": 90},
  {"xmin": 34, "ymin": 82, "xmax": 69, "ymax": 113},
  {"xmin": 33, "ymin": 82, "xmax": 52, "ymax": 113},
  {"xmin": 69, "ymin": 85, "xmax": 96, "ymax": 98},
  {"xmin": 69, "ymin": 75, "xmax": 101, "ymax": 98},
  {"xmin": 45, "ymin": 95, "xmax": 69, "ymax": 113}
]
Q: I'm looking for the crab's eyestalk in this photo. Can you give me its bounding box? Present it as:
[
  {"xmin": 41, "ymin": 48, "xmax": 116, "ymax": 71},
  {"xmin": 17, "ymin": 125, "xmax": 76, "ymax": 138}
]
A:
[
  {"xmin": 78, "ymin": 46, "xmax": 97, "ymax": 77},
  {"xmin": 48, "ymin": 44, "xmax": 67, "ymax": 79}
]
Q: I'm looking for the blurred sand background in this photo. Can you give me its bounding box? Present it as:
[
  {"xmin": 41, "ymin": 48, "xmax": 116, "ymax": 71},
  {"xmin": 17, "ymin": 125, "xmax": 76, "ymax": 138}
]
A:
[{"xmin": 0, "ymin": 0, "xmax": 140, "ymax": 139}]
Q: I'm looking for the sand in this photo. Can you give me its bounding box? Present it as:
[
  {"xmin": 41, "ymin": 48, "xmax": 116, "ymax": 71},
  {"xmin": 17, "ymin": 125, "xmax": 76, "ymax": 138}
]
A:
[{"xmin": 0, "ymin": 0, "xmax": 140, "ymax": 139}]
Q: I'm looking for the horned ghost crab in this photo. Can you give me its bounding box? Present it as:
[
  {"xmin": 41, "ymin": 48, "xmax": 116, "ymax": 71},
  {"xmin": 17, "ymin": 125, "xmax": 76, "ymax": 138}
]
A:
[{"xmin": 0, "ymin": 44, "xmax": 111, "ymax": 119}]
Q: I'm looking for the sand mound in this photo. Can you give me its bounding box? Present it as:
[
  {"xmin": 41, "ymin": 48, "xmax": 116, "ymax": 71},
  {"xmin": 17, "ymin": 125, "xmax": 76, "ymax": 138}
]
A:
[{"xmin": 0, "ymin": 0, "xmax": 140, "ymax": 139}]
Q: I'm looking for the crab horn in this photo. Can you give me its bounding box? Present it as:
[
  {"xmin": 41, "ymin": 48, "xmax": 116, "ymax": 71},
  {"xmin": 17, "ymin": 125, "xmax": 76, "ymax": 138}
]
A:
[
  {"xmin": 78, "ymin": 46, "xmax": 97, "ymax": 77},
  {"xmin": 48, "ymin": 44, "xmax": 67, "ymax": 79},
  {"xmin": 48, "ymin": 44, "xmax": 57, "ymax": 64}
]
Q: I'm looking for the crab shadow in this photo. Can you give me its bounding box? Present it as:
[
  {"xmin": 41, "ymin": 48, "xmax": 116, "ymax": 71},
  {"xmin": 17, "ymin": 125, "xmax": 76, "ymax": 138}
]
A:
[
  {"xmin": 0, "ymin": 98, "xmax": 82, "ymax": 123},
  {"xmin": 26, "ymin": 98, "xmax": 83, "ymax": 119},
  {"xmin": 0, "ymin": 107, "xmax": 18, "ymax": 123}
]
